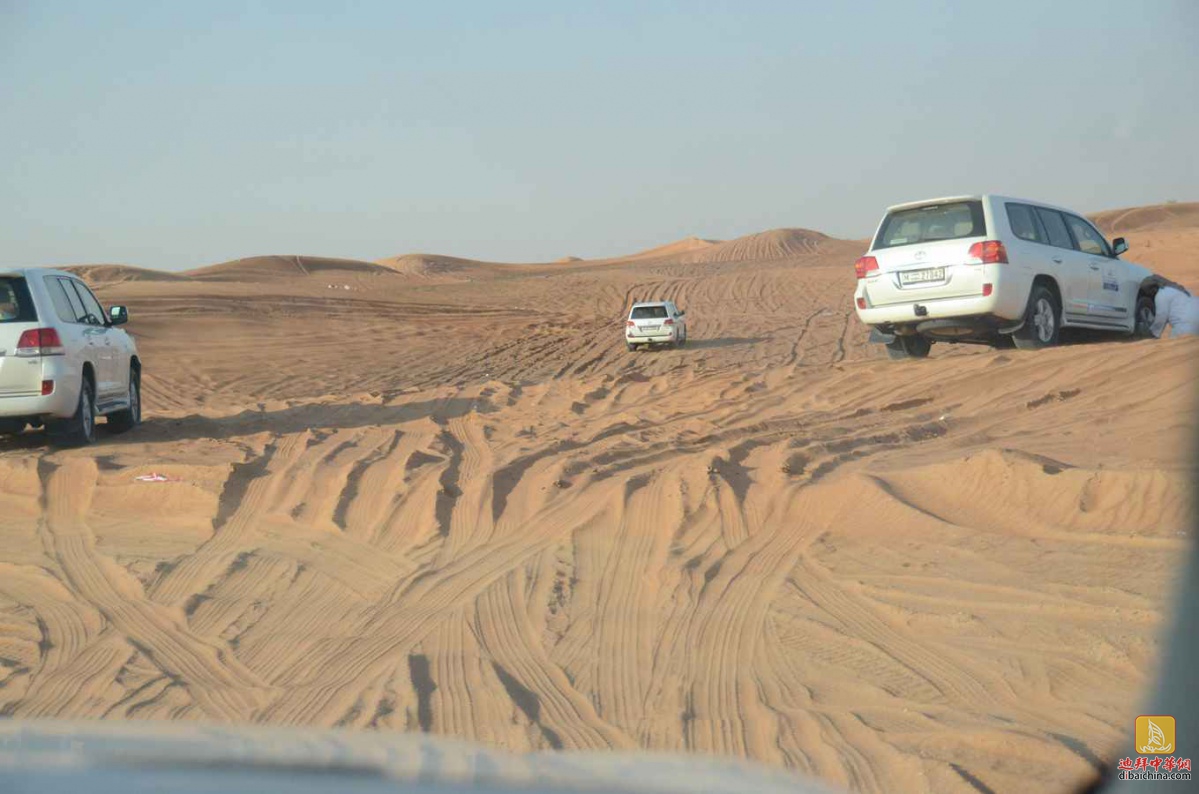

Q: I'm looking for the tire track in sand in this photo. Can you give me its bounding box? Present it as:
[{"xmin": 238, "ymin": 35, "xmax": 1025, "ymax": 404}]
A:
[
  {"xmin": 150, "ymin": 433, "xmax": 310, "ymax": 606},
  {"xmin": 38, "ymin": 458, "xmax": 267, "ymax": 719}
]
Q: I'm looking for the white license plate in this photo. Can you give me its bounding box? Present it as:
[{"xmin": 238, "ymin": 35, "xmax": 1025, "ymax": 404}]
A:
[
  {"xmin": 899, "ymin": 267, "xmax": 946, "ymax": 285},
  {"xmin": 641, "ymin": 325, "xmax": 660, "ymax": 331}
]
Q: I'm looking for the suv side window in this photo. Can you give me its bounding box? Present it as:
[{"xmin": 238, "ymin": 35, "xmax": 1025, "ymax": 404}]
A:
[
  {"xmin": 69, "ymin": 280, "xmax": 106, "ymax": 326},
  {"xmin": 46, "ymin": 277, "xmax": 80, "ymax": 323},
  {"xmin": 1065, "ymin": 214, "xmax": 1111, "ymax": 257},
  {"xmin": 51, "ymin": 277, "xmax": 88, "ymax": 323},
  {"xmin": 1035, "ymin": 208, "xmax": 1074, "ymax": 250},
  {"xmin": 1006, "ymin": 203, "xmax": 1045, "ymax": 244}
]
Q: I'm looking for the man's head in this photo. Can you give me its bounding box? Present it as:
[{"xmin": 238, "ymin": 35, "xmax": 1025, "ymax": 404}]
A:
[
  {"xmin": 0, "ymin": 287, "xmax": 18, "ymax": 320},
  {"xmin": 1145, "ymin": 276, "xmax": 1191, "ymax": 298}
]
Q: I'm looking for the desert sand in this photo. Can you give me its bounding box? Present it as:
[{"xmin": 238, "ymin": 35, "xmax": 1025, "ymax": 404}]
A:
[{"xmin": 1, "ymin": 203, "xmax": 1197, "ymax": 793}]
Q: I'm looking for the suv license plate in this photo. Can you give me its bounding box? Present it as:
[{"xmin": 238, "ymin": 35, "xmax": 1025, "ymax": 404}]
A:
[{"xmin": 900, "ymin": 267, "xmax": 946, "ymax": 285}]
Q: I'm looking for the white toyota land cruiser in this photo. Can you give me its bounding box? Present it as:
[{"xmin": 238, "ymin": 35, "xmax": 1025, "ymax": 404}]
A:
[
  {"xmin": 0, "ymin": 268, "xmax": 142, "ymax": 445},
  {"xmin": 853, "ymin": 195, "xmax": 1157, "ymax": 359}
]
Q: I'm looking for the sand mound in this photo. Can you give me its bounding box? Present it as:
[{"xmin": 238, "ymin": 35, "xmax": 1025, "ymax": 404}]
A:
[
  {"xmin": 66, "ymin": 264, "xmax": 185, "ymax": 287},
  {"xmin": 691, "ymin": 228, "xmax": 831, "ymax": 262},
  {"xmin": 1090, "ymin": 202, "xmax": 1199, "ymax": 234},
  {"xmin": 377, "ymin": 253, "xmax": 488, "ymax": 280},
  {"xmin": 613, "ymin": 230, "xmax": 834, "ymax": 266},
  {"xmin": 626, "ymin": 236, "xmax": 721, "ymax": 260},
  {"xmin": 186, "ymin": 255, "xmax": 390, "ymax": 282}
]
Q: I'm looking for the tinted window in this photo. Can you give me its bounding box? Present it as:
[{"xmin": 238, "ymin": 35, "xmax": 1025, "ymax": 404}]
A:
[
  {"xmin": 0, "ymin": 277, "xmax": 38, "ymax": 323},
  {"xmin": 1065, "ymin": 215, "xmax": 1111, "ymax": 257},
  {"xmin": 1006, "ymin": 204, "xmax": 1044, "ymax": 243},
  {"xmin": 1036, "ymin": 208, "xmax": 1073, "ymax": 250},
  {"xmin": 69, "ymin": 280, "xmax": 106, "ymax": 325},
  {"xmin": 630, "ymin": 305, "xmax": 668, "ymax": 319},
  {"xmin": 47, "ymin": 277, "xmax": 80, "ymax": 323},
  {"xmin": 873, "ymin": 201, "xmax": 986, "ymax": 250},
  {"xmin": 55, "ymin": 277, "xmax": 88, "ymax": 323}
]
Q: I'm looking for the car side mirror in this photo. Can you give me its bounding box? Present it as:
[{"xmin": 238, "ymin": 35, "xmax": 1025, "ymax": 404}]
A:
[
  {"xmin": 1112, "ymin": 237, "xmax": 1129, "ymax": 256},
  {"xmin": 109, "ymin": 305, "xmax": 129, "ymax": 326},
  {"xmin": 678, "ymin": 310, "xmax": 686, "ymax": 317}
]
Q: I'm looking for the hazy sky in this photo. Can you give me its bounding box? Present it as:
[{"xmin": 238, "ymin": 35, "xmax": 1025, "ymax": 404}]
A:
[{"xmin": 2, "ymin": 1, "xmax": 1196, "ymax": 270}]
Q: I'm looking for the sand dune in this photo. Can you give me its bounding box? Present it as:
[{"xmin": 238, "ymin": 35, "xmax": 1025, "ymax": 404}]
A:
[
  {"xmin": 377, "ymin": 253, "xmax": 501, "ymax": 281},
  {"xmin": 625, "ymin": 236, "xmax": 723, "ymax": 261},
  {"xmin": 2, "ymin": 206, "xmax": 1197, "ymax": 794},
  {"xmin": 66, "ymin": 264, "xmax": 186, "ymax": 288},
  {"xmin": 682, "ymin": 227, "xmax": 833, "ymax": 263},
  {"xmin": 187, "ymin": 255, "xmax": 392, "ymax": 282},
  {"xmin": 1091, "ymin": 201, "xmax": 1199, "ymax": 234}
]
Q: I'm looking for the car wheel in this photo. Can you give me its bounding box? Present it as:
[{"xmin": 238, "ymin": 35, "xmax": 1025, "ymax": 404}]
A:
[
  {"xmin": 1134, "ymin": 294, "xmax": 1156, "ymax": 338},
  {"xmin": 50, "ymin": 377, "xmax": 97, "ymax": 447},
  {"xmin": 885, "ymin": 335, "xmax": 931, "ymax": 360},
  {"xmin": 1013, "ymin": 285, "xmax": 1060, "ymax": 350},
  {"xmin": 107, "ymin": 369, "xmax": 142, "ymax": 433}
]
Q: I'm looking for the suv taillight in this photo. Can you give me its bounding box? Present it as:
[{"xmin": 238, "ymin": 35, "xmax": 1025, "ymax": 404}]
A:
[
  {"xmin": 626, "ymin": 320, "xmax": 635, "ymax": 327},
  {"xmin": 854, "ymin": 256, "xmax": 879, "ymax": 279},
  {"xmin": 664, "ymin": 318, "xmax": 674, "ymax": 326},
  {"xmin": 967, "ymin": 240, "xmax": 1008, "ymax": 264},
  {"xmin": 16, "ymin": 328, "xmax": 65, "ymax": 357}
]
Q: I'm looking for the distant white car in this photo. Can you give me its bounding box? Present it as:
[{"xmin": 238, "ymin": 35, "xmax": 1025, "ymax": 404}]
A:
[
  {"xmin": 0, "ymin": 268, "xmax": 142, "ymax": 445},
  {"xmin": 626, "ymin": 300, "xmax": 687, "ymax": 350},
  {"xmin": 853, "ymin": 195, "xmax": 1157, "ymax": 359}
]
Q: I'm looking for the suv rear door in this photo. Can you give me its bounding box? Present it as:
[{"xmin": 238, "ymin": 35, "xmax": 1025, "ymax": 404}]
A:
[
  {"xmin": 1032, "ymin": 207, "xmax": 1090, "ymax": 320},
  {"xmin": 1064, "ymin": 213, "xmax": 1127, "ymax": 325},
  {"xmin": 0, "ymin": 275, "xmax": 43, "ymax": 398},
  {"xmin": 67, "ymin": 279, "xmax": 121, "ymax": 398},
  {"xmin": 863, "ymin": 200, "xmax": 989, "ymax": 308},
  {"xmin": 43, "ymin": 275, "xmax": 106, "ymax": 397}
]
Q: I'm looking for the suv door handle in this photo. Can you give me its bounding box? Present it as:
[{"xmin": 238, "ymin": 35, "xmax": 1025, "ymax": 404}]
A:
[
  {"xmin": 1052, "ymin": 257, "xmax": 1063, "ymax": 264},
  {"xmin": 1089, "ymin": 264, "xmax": 1100, "ymax": 271}
]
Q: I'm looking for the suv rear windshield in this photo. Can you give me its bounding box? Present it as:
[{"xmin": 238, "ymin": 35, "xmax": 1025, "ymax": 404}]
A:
[
  {"xmin": 630, "ymin": 305, "xmax": 668, "ymax": 319},
  {"xmin": 873, "ymin": 200, "xmax": 986, "ymax": 250},
  {"xmin": 0, "ymin": 277, "xmax": 38, "ymax": 323}
]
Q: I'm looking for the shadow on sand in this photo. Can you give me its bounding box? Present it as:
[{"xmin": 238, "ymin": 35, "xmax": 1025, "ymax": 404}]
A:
[
  {"xmin": 648, "ymin": 336, "xmax": 764, "ymax": 351},
  {"xmin": 0, "ymin": 397, "xmax": 487, "ymax": 451}
]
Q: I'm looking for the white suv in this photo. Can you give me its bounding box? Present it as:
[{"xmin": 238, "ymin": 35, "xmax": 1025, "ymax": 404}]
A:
[
  {"xmin": 853, "ymin": 195, "xmax": 1157, "ymax": 359},
  {"xmin": 0, "ymin": 268, "xmax": 142, "ymax": 445},
  {"xmin": 626, "ymin": 301, "xmax": 688, "ymax": 350}
]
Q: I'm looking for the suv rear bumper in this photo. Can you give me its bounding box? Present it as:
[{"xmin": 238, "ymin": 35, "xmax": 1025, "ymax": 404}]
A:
[
  {"xmin": 856, "ymin": 290, "xmax": 1023, "ymax": 325},
  {"xmin": 868, "ymin": 313, "xmax": 1024, "ymax": 343},
  {"xmin": 627, "ymin": 331, "xmax": 678, "ymax": 344},
  {"xmin": 0, "ymin": 359, "xmax": 81, "ymax": 420}
]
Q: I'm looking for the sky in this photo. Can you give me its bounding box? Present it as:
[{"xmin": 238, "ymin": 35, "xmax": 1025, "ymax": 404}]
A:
[{"xmin": 1, "ymin": 0, "xmax": 1197, "ymax": 270}]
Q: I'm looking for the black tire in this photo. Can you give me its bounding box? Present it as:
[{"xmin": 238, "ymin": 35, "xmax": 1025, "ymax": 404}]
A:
[
  {"xmin": 107, "ymin": 368, "xmax": 142, "ymax": 434},
  {"xmin": 885, "ymin": 334, "xmax": 931, "ymax": 360},
  {"xmin": 1013, "ymin": 285, "xmax": 1061, "ymax": 350},
  {"xmin": 49, "ymin": 378, "xmax": 97, "ymax": 447},
  {"xmin": 1134, "ymin": 293, "xmax": 1156, "ymax": 338},
  {"xmin": 627, "ymin": 342, "xmax": 637, "ymax": 352}
]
